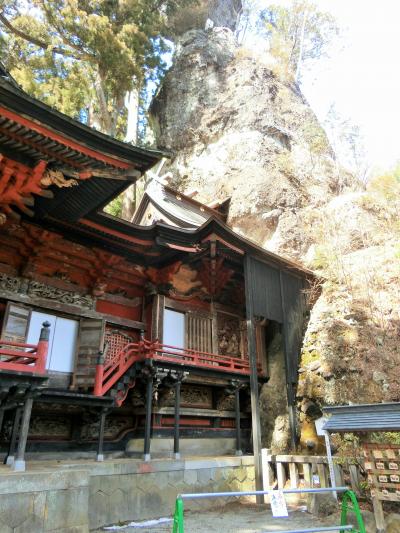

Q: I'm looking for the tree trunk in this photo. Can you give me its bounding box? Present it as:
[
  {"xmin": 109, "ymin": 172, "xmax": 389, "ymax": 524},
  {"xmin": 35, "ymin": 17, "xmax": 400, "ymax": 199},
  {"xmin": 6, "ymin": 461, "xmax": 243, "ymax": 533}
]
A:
[
  {"xmin": 94, "ymin": 73, "xmax": 113, "ymax": 135},
  {"xmin": 125, "ymin": 87, "xmax": 140, "ymax": 143},
  {"xmin": 120, "ymin": 85, "xmax": 140, "ymax": 221}
]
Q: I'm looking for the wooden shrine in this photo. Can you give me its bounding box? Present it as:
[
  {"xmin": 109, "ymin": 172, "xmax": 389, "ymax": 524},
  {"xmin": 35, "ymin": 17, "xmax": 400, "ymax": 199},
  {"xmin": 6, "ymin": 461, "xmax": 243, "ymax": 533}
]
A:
[{"xmin": 0, "ymin": 66, "xmax": 313, "ymax": 480}]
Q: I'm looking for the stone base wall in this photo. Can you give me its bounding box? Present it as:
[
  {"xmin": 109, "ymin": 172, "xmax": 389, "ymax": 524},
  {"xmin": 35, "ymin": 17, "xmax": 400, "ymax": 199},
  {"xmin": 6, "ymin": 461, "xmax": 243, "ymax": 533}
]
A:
[
  {"xmin": 0, "ymin": 456, "xmax": 255, "ymax": 532},
  {"xmin": 0, "ymin": 469, "xmax": 88, "ymax": 533}
]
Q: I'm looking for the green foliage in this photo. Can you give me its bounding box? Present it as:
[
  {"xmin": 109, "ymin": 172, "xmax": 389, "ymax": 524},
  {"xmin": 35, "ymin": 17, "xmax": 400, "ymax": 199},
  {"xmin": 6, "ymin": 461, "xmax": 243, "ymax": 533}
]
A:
[
  {"xmin": 261, "ymin": 0, "xmax": 339, "ymax": 80},
  {"xmin": 368, "ymin": 163, "xmax": 400, "ymax": 202},
  {"xmin": 103, "ymin": 194, "xmax": 123, "ymax": 218},
  {"xmin": 301, "ymin": 121, "xmax": 330, "ymax": 155},
  {"xmin": 369, "ymin": 432, "xmax": 400, "ymax": 445},
  {"xmin": 0, "ymin": 0, "xmax": 195, "ymax": 137},
  {"xmin": 361, "ymin": 162, "xmax": 400, "ymax": 236}
]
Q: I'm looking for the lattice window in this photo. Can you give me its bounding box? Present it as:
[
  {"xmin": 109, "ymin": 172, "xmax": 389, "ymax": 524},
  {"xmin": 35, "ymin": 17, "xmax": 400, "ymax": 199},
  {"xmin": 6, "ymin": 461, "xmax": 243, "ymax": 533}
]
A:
[
  {"xmin": 187, "ymin": 314, "xmax": 213, "ymax": 353},
  {"xmin": 104, "ymin": 327, "xmax": 137, "ymax": 362}
]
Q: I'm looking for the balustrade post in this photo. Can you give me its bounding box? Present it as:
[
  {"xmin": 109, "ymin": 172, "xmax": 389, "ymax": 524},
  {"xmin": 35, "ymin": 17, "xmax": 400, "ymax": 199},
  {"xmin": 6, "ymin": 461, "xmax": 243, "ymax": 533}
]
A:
[
  {"xmin": 261, "ymin": 448, "xmax": 274, "ymax": 490},
  {"xmin": 93, "ymin": 351, "xmax": 105, "ymax": 397},
  {"xmin": 36, "ymin": 321, "xmax": 50, "ymax": 373}
]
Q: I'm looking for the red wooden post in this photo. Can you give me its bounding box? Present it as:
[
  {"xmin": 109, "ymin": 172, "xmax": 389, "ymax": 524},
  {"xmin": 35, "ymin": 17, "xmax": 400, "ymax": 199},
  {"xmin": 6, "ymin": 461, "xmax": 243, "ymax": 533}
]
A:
[
  {"xmin": 94, "ymin": 351, "xmax": 105, "ymax": 396},
  {"xmin": 35, "ymin": 321, "xmax": 50, "ymax": 373}
]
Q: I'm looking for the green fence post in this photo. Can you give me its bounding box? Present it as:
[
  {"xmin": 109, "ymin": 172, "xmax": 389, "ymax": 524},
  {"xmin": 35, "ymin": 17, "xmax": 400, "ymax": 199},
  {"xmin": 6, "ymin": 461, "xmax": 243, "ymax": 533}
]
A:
[
  {"xmin": 340, "ymin": 490, "xmax": 366, "ymax": 533},
  {"xmin": 172, "ymin": 497, "xmax": 184, "ymax": 533}
]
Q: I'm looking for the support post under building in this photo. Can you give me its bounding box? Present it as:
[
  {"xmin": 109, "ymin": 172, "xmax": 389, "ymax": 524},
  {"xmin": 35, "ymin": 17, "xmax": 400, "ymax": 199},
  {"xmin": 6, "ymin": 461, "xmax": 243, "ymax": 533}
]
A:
[
  {"xmin": 234, "ymin": 386, "xmax": 242, "ymax": 456},
  {"xmin": 97, "ymin": 409, "xmax": 107, "ymax": 462},
  {"xmin": 143, "ymin": 375, "xmax": 153, "ymax": 461},
  {"xmin": 5, "ymin": 406, "xmax": 22, "ymax": 466},
  {"xmin": 174, "ymin": 375, "xmax": 182, "ymax": 460},
  {"xmin": 13, "ymin": 397, "xmax": 33, "ymax": 472},
  {"xmin": 244, "ymin": 255, "xmax": 264, "ymax": 503}
]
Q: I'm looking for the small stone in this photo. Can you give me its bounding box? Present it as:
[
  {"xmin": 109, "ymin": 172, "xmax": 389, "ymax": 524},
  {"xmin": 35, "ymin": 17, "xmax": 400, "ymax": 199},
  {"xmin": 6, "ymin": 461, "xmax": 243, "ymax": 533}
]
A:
[
  {"xmin": 373, "ymin": 371, "xmax": 387, "ymax": 383},
  {"xmin": 308, "ymin": 361, "xmax": 321, "ymax": 371},
  {"xmin": 307, "ymin": 492, "xmax": 338, "ymax": 517},
  {"xmin": 261, "ymin": 208, "xmax": 282, "ymax": 220}
]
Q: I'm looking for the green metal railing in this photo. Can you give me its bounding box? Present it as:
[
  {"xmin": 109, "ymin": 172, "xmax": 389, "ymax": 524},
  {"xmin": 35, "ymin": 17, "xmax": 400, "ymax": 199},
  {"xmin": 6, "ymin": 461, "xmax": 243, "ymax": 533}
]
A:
[{"xmin": 172, "ymin": 487, "xmax": 366, "ymax": 533}]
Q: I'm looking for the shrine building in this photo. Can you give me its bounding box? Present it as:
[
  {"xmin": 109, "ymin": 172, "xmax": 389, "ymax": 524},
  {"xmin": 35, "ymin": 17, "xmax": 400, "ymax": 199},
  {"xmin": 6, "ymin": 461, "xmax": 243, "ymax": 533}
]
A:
[{"xmin": 0, "ymin": 64, "xmax": 313, "ymax": 476}]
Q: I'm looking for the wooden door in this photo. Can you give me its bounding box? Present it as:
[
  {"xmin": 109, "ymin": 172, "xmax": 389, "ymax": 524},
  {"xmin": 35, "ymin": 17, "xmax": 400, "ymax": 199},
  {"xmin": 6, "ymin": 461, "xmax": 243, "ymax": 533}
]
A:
[{"xmin": 72, "ymin": 318, "xmax": 105, "ymax": 389}]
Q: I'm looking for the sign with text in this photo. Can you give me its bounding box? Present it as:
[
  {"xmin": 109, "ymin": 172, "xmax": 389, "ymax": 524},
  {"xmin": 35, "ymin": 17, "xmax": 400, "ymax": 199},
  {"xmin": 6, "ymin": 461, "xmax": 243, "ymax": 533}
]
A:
[{"xmin": 270, "ymin": 490, "xmax": 289, "ymax": 518}]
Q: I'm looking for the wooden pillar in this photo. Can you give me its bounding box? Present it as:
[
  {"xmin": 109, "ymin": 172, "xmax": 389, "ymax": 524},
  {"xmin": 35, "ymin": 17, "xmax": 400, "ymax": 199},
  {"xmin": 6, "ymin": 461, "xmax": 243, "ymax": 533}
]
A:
[
  {"xmin": 372, "ymin": 495, "xmax": 385, "ymax": 533},
  {"xmin": 143, "ymin": 375, "xmax": 153, "ymax": 461},
  {"xmin": 5, "ymin": 406, "xmax": 22, "ymax": 466},
  {"xmin": 96, "ymin": 409, "xmax": 107, "ymax": 462},
  {"xmin": 244, "ymin": 255, "xmax": 264, "ymax": 503},
  {"xmin": 235, "ymin": 386, "xmax": 242, "ymax": 456},
  {"xmin": 13, "ymin": 397, "xmax": 33, "ymax": 472},
  {"xmin": 279, "ymin": 271, "xmax": 298, "ymax": 451},
  {"xmin": 0, "ymin": 408, "xmax": 5, "ymax": 437},
  {"xmin": 173, "ymin": 377, "xmax": 182, "ymax": 459}
]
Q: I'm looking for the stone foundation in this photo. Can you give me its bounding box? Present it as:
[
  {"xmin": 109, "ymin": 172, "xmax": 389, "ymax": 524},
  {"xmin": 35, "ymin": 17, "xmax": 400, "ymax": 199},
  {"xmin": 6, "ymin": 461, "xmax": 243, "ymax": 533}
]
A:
[
  {"xmin": 0, "ymin": 456, "xmax": 255, "ymax": 532},
  {"xmin": 126, "ymin": 437, "xmax": 237, "ymax": 456}
]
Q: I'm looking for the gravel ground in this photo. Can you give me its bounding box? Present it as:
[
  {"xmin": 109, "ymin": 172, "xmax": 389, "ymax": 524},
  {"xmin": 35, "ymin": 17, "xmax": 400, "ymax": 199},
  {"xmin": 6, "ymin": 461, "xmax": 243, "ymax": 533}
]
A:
[{"xmin": 98, "ymin": 503, "xmax": 341, "ymax": 532}]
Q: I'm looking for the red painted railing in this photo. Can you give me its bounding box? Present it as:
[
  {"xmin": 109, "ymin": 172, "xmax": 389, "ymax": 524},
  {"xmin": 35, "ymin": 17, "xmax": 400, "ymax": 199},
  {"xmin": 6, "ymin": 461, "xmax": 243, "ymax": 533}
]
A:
[
  {"xmin": 0, "ymin": 322, "xmax": 50, "ymax": 374},
  {"xmin": 150, "ymin": 342, "xmax": 252, "ymax": 373},
  {"xmin": 93, "ymin": 338, "xmax": 254, "ymax": 398}
]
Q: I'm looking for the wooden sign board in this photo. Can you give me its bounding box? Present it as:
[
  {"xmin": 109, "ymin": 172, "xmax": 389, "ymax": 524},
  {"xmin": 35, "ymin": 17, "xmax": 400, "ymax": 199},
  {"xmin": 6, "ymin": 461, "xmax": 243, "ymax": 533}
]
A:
[{"xmin": 363, "ymin": 443, "xmax": 400, "ymax": 502}]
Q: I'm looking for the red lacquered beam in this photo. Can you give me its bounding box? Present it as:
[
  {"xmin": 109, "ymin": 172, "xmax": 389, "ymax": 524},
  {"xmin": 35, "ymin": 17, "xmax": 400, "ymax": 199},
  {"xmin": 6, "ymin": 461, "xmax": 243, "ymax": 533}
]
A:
[
  {"xmin": 0, "ymin": 349, "xmax": 38, "ymax": 359},
  {"xmin": 0, "ymin": 341, "xmax": 37, "ymax": 349}
]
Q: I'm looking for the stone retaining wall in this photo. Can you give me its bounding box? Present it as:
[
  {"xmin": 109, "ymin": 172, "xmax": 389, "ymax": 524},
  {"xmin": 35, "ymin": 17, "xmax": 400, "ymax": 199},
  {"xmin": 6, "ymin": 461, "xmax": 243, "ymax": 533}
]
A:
[
  {"xmin": 0, "ymin": 456, "xmax": 255, "ymax": 532},
  {"xmin": 0, "ymin": 469, "xmax": 89, "ymax": 532}
]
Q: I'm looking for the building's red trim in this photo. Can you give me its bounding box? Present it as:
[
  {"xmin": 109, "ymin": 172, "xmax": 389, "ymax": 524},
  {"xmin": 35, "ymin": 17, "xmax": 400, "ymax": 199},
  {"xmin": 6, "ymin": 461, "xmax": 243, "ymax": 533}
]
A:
[
  {"xmin": 0, "ymin": 106, "xmax": 131, "ymax": 169},
  {"xmin": 79, "ymin": 218, "xmax": 155, "ymax": 247},
  {"xmin": 201, "ymin": 233, "xmax": 244, "ymax": 255},
  {"xmin": 165, "ymin": 243, "xmax": 201, "ymax": 252}
]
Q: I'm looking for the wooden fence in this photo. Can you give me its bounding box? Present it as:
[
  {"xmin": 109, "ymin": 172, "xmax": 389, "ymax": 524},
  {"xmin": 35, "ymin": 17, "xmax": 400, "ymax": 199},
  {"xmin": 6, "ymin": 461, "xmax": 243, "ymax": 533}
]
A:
[{"xmin": 261, "ymin": 451, "xmax": 365, "ymax": 495}]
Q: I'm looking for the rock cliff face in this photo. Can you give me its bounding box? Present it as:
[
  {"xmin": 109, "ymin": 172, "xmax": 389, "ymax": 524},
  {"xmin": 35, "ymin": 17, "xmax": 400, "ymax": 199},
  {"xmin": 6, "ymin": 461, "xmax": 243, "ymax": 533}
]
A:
[
  {"xmin": 150, "ymin": 28, "xmax": 354, "ymax": 258},
  {"xmin": 150, "ymin": 28, "xmax": 400, "ymax": 451}
]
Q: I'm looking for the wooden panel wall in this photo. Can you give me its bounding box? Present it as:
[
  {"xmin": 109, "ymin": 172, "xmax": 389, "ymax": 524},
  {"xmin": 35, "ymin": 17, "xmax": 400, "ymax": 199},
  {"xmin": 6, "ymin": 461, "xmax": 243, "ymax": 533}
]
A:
[{"xmin": 187, "ymin": 313, "xmax": 213, "ymax": 353}]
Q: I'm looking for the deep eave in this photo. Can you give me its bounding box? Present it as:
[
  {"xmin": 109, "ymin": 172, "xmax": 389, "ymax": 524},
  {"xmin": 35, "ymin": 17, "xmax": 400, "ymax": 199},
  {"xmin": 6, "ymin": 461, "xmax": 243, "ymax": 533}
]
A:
[
  {"xmin": 0, "ymin": 77, "xmax": 164, "ymax": 172},
  {"xmin": 33, "ymin": 206, "xmax": 314, "ymax": 277}
]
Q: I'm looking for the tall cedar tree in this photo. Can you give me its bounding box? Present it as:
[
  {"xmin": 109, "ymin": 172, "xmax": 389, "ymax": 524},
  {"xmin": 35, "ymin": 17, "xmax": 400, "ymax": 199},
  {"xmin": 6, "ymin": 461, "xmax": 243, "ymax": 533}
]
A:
[{"xmin": 0, "ymin": 0, "xmax": 195, "ymax": 138}]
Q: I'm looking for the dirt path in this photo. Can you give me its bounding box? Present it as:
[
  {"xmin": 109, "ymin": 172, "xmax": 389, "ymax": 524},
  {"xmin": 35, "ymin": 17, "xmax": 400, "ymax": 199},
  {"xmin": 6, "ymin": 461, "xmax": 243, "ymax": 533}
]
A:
[{"xmin": 98, "ymin": 503, "xmax": 341, "ymax": 532}]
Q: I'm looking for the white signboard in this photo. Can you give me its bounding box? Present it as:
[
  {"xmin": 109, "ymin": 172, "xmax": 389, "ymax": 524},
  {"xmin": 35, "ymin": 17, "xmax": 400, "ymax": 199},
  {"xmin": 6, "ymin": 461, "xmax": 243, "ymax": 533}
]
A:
[
  {"xmin": 270, "ymin": 490, "xmax": 288, "ymax": 518},
  {"xmin": 315, "ymin": 417, "xmax": 328, "ymax": 437}
]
